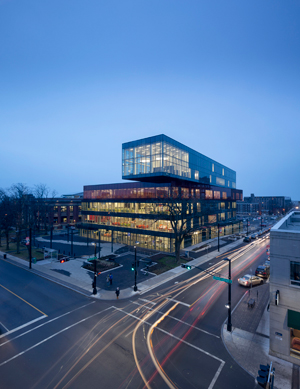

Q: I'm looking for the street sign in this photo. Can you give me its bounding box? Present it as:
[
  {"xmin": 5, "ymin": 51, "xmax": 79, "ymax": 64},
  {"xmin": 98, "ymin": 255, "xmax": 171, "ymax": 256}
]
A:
[
  {"xmin": 25, "ymin": 237, "xmax": 30, "ymax": 246},
  {"xmin": 213, "ymin": 276, "xmax": 232, "ymax": 284}
]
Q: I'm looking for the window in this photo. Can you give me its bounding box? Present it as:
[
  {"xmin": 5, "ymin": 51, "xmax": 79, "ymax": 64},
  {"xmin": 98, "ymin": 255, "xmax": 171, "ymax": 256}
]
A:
[
  {"xmin": 212, "ymin": 163, "xmax": 214, "ymax": 172},
  {"xmin": 222, "ymin": 168, "xmax": 224, "ymax": 176},
  {"xmin": 214, "ymin": 191, "xmax": 220, "ymax": 199},
  {"xmin": 222, "ymin": 192, "xmax": 227, "ymax": 200},
  {"xmin": 205, "ymin": 190, "xmax": 213, "ymax": 199},
  {"xmin": 291, "ymin": 262, "xmax": 300, "ymax": 286},
  {"xmin": 195, "ymin": 170, "xmax": 199, "ymax": 180},
  {"xmin": 208, "ymin": 215, "xmax": 217, "ymax": 223},
  {"xmin": 61, "ymin": 206, "xmax": 67, "ymax": 212},
  {"xmin": 216, "ymin": 177, "xmax": 225, "ymax": 186}
]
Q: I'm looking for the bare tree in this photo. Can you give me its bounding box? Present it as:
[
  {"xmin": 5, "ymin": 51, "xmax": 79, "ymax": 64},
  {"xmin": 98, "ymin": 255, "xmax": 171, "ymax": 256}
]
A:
[
  {"xmin": 33, "ymin": 184, "xmax": 50, "ymax": 232},
  {"xmin": 164, "ymin": 199, "xmax": 197, "ymax": 263},
  {"xmin": 10, "ymin": 183, "xmax": 33, "ymax": 253},
  {"xmin": 0, "ymin": 189, "xmax": 15, "ymax": 250}
]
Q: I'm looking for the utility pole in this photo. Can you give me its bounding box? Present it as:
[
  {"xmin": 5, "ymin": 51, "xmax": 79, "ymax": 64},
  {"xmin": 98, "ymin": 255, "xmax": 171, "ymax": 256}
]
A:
[{"xmin": 217, "ymin": 223, "xmax": 220, "ymax": 252}]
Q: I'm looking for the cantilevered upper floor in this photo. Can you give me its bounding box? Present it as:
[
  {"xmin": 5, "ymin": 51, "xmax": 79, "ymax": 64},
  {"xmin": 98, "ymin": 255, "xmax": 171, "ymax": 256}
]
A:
[{"xmin": 122, "ymin": 134, "xmax": 236, "ymax": 189}]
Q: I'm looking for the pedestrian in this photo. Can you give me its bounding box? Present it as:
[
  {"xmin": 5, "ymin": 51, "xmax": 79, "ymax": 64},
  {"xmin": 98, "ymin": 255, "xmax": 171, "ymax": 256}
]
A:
[
  {"xmin": 106, "ymin": 275, "xmax": 110, "ymax": 286},
  {"xmin": 109, "ymin": 273, "xmax": 113, "ymax": 285},
  {"xmin": 115, "ymin": 287, "xmax": 120, "ymax": 299}
]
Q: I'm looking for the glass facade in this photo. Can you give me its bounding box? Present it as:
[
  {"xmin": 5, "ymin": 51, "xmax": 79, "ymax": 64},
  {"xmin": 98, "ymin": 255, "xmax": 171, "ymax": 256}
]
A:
[
  {"xmin": 122, "ymin": 135, "xmax": 236, "ymax": 188},
  {"xmin": 80, "ymin": 135, "xmax": 242, "ymax": 253},
  {"xmin": 81, "ymin": 182, "xmax": 242, "ymax": 253}
]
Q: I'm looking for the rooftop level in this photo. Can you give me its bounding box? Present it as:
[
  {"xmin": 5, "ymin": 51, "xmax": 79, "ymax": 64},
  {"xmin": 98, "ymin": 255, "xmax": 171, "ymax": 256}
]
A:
[{"xmin": 272, "ymin": 211, "xmax": 300, "ymax": 233}]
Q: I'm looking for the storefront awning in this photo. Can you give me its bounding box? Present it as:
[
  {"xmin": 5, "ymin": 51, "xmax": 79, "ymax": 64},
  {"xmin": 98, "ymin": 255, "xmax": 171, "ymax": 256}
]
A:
[{"xmin": 288, "ymin": 309, "xmax": 300, "ymax": 330}]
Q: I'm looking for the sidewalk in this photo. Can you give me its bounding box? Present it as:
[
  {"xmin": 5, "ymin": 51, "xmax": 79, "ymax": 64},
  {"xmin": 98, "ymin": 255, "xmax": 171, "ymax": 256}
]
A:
[
  {"xmin": 0, "ymin": 236, "xmax": 243, "ymax": 299},
  {"xmin": 222, "ymin": 284, "xmax": 294, "ymax": 389}
]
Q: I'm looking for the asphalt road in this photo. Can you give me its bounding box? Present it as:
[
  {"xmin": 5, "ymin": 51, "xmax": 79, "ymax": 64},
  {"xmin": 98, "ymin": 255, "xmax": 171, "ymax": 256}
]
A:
[{"xmin": 0, "ymin": 236, "xmax": 269, "ymax": 388}]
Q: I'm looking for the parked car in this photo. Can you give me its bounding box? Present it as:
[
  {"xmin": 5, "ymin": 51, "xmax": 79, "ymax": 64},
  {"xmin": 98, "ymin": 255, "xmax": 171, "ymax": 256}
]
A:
[
  {"xmin": 243, "ymin": 236, "xmax": 251, "ymax": 243},
  {"xmin": 255, "ymin": 264, "xmax": 270, "ymax": 278},
  {"xmin": 238, "ymin": 274, "xmax": 264, "ymax": 287},
  {"xmin": 251, "ymin": 233, "xmax": 258, "ymax": 239}
]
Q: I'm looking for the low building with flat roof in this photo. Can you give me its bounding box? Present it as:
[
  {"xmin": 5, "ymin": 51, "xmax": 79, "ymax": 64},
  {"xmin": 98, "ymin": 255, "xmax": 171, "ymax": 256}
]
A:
[{"xmin": 270, "ymin": 211, "xmax": 300, "ymax": 365}]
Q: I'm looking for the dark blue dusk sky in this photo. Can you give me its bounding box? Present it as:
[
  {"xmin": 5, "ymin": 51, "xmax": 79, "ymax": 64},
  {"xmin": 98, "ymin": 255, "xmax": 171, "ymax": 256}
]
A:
[{"xmin": 1, "ymin": 1, "xmax": 300, "ymax": 199}]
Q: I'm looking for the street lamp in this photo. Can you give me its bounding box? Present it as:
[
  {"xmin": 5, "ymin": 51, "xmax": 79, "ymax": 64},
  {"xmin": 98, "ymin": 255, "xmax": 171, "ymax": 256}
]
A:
[
  {"xmin": 98, "ymin": 231, "xmax": 101, "ymax": 259},
  {"xmin": 224, "ymin": 257, "xmax": 232, "ymax": 332},
  {"xmin": 217, "ymin": 223, "xmax": 220, "ymax": 252},
  {"xmin": 133, "ymin": 241, "xmax": 139, "ymax": 292},
  {"xmin": 92, "ymin": 243, "xmax": 97, "ymax": 295}
]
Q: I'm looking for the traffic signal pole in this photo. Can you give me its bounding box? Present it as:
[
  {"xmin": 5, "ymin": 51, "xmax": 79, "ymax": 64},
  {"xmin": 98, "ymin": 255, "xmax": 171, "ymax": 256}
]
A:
[
  {"xmin": 227, "ymin": 258, "xmax": 232, "ymax": 332},
  {"xmin": 134, "ymin": 246, "xmax": 137, "ymax": 291}
]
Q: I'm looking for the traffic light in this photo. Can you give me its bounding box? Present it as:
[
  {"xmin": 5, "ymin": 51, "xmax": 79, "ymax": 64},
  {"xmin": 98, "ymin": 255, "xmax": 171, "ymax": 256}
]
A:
[
  {"xmin": 257, "ymin": 363, "xmax": 275, "ymax": 388},
  {"xmin": 181, "ymin": 264, "xmax": 192, "ymax": 270},
  {"xmin": 131, "ymin": 263, "xmax": 135, "ymax": 271}
]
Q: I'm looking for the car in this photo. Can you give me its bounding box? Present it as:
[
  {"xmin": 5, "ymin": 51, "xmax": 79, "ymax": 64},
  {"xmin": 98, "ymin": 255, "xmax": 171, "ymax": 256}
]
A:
[
  {"xmin": 255, "ymin": 264, "xmax": 270, "ymax": 278},
  {"xmin": 251, "ymin": 233, "xmax": 258, "ymax": 239},
  {"xmin": 243, "ymin": 236, "xmax": 251, "ymax": 242},
  {"xmin": 238, "ymin": 274, "xmax": 264, "ymax": 287}
]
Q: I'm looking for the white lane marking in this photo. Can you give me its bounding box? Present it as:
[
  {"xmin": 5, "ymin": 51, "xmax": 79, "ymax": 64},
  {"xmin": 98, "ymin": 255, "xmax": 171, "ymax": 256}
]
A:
[
  {"xmin": 0, "ymin": 301, "xmax": 96, "ymax": 346},
  {"xmin": 0, "ymin": 322, "xmax": 9, "ymax": 332},
  {"xmin": 166, "ymin": 297, "xmax": 190, "ymax": 307},
  {"xmin": 208, "ymin": 361, "xmax": 225, "ymax": 389},
  {"xmin": 0, "ymin": 316, "xmax": 46, "ymax": 339},
  {"xmin": 0, "ymin": 306, "xmax": 112, "ymax": 366},
  {"xmin": 139, "ymin": 298, "xmax": 156, "ymax": 305},
  {"xmin": 130, "ymin": 300, "xmax": 219, "ymax": 338},
  {"xmin": 125, "ymin": 329, "xmax": 135, "ymax": 338},
  {"xmin": 113, "ymin": 306, "xmax": 224, "ymax": 363}
]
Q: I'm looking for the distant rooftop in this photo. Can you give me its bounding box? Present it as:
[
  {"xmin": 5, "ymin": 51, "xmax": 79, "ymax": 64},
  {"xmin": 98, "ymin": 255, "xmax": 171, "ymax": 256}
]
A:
[
  {"xmin": 272, "ymin": 211, "xmax": 300, "ymax": 233},
  {"xmin": 61, "ymin": 192, "xmax": 83, "ymax": 199}
]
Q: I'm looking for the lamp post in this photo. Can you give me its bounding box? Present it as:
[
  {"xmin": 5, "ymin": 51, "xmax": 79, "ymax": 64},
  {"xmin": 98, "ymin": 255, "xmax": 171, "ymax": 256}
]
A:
[
  {"xmin": 224, "ymin": 257, "xmax": 232, "ymax": 332},
  {"xmin": 134, "ymin": 245, "xmax": 138, "ymax": 291},
  {"xmin": 92, "ymin": 243, "xmax": 97, "ymax": 295},
  {"xmin": 217, "ymin": 223, "xmax": 220, "ymax": 252},
  {"xmin": 98, "ymin": 231, "xmax": 101, "ymax": 259},
  {"xmin": 50, "ymin": 225, "xmax": 53, "ymax": 249}
]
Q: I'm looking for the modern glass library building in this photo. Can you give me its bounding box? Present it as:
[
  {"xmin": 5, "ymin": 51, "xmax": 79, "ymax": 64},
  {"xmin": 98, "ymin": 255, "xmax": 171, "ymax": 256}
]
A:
[{"xmin": 80, "ymin": 135, "xmax": 243, "ymax": 253}]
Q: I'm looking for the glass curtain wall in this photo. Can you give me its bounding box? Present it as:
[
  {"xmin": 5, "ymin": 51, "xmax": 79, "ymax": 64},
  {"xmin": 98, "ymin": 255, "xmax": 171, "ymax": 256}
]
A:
[{"xmin": 123, "ymin": 140, "xmax": 191, "ymax": 179}]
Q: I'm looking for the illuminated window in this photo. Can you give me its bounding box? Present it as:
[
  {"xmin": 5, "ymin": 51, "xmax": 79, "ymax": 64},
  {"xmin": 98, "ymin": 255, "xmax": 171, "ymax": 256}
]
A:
[
  {"xmin": 205, "ymin": 190, "xmax": 213, "ymax": 199},
  {"xmin": 222, "ymin": 168, "xmax": 224, "ymax": 176},
  {"xmin": 212, "ymin": 163, "xmax": 214, "ymax": 172},
  {"xmin": 291, "ymin": 262, "xmax": 300, "ymax": 286},
  {"xmin": 208, "ymin": 215, "xmax": 217, "ymax": 223},
  {"xmin": 216, "ymin": 177, "xmax": 225, "ymax": 186},
  {"xmin": 214, "ymin": 191, "xmax": 220, "ymax": 199},
  {"xmin": 222, "ymin": 192, "xmax": 227, "ymax": 200}
]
